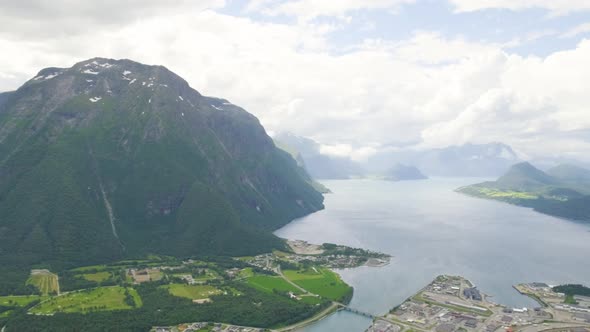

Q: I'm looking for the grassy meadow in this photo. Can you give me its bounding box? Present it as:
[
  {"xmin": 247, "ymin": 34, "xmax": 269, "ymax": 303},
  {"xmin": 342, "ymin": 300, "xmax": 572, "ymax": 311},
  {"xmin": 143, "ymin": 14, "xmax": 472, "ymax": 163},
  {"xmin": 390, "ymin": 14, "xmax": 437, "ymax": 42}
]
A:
[
  {"xmin": 283, "ymin": 267, "xmax": 352, "ymax": 302},
  {"xmin": 29, "ymin": 286, "xmax": 141, "ymax": 314}
]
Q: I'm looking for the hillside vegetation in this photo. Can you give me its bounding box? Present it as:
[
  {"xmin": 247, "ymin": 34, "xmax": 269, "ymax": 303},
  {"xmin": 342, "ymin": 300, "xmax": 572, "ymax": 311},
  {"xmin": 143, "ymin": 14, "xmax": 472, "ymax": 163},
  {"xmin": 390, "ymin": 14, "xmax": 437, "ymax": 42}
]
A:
[
  {"xmin": 0, "ymin": 58, "xmax": 324, "ymax": 293},
  {"xmin": 457, "ymin": 162, "xmax": 590, "ymax": 223}
]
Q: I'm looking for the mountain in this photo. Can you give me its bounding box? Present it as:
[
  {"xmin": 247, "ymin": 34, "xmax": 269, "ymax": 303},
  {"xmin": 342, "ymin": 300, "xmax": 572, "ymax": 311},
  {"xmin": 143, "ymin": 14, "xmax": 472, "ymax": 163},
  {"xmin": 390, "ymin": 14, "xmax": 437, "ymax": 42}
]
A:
[
  {"xmin": 383, "ymin": 164, "xmax": 427, "ymax": 181},
  {"xmin": 367, "ymin": 142, "xmax": 520, "ymax": 177},
  {"xmin": 0, "ymin": 58, "xmax": 324, "ymax": 290},
  {"xmin": 494, "ymin": 162, "xmax": 558, "ymax": 190},
  {"xmin": 273, "ymin": 132, "xmax": 364, "ymax": 179},
  {"xmin": 546, "ymin": 164, "xmax": 590, "ymax": 185},
  {"xmin": 273, "ymin": 140, "xmax": 331, "ymax": 193},
  {"xmin": 0, "ymin": 91, "xmax": 13, "ymax": 108},
  {"xmin": 456, "ymin": 162, "xmax": 590, "ymax": 223}
]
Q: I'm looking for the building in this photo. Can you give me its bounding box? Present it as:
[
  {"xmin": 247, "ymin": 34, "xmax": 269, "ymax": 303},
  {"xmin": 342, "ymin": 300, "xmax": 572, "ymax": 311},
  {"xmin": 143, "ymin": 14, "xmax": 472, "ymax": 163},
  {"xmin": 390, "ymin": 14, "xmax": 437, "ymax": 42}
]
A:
[
  {"xmin": 530, "ymin": 282, "xmax": 549, "ymax": 288},
  {"xmin": 573, "ymin": 312, "xmax": 590, "ymax": 323},
  {"xmin": 463, "ymin": 287, "xmax": 482, "ymax": 301},
  {"xmin": 570, "ymin": 328, "xmax": 589, "ymax": 332},
  {"xmin": 485, "ymin": 324, "xmax": 500, "ymax": 332},
  {"xmin": 464, "ymin": 319, "xmax": 478, "ymax": 328},
  {"xmin": 436, "ymin": 323, "xmax": 456, "ymax": 332},
  {"xmin": 369, "ymin": 320, "xmax": 401, "ymax": 332}
]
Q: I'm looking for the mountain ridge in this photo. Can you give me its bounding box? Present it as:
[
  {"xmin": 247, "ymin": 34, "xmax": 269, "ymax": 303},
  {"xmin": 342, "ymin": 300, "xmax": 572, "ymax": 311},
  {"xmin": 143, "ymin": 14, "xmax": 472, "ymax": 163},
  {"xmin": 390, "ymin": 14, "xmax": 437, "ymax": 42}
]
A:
[{"xmin": 366, "ymin": 142, "xmax": 520, "ymax": 177}]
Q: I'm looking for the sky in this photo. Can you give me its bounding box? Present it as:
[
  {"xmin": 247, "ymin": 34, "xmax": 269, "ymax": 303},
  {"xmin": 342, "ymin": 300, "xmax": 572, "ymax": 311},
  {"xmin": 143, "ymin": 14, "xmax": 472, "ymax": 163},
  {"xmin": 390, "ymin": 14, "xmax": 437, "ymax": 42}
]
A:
[{"xmin": 1, "ymin": 0, "xmax": 590, "ymax": 162}]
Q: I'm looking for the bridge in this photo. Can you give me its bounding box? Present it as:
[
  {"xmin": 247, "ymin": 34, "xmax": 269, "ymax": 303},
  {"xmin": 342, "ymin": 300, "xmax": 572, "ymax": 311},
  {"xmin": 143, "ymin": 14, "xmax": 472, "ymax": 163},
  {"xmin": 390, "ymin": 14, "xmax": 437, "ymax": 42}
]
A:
[{"xmin": 337, "ymin": 304, "xmax": 376, "ymax": 319}]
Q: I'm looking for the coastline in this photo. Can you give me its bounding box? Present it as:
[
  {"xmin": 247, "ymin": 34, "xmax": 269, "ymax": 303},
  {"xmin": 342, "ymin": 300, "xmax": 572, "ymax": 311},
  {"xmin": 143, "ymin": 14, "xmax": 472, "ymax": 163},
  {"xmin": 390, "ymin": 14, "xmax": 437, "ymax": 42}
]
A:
[
  {"xmin": 273, "ymin": 302, "xmax": 341, "ymax": 332},
  {"xmin": 512, "ymin": 284, "xmax": 548, "ymax": 307}
]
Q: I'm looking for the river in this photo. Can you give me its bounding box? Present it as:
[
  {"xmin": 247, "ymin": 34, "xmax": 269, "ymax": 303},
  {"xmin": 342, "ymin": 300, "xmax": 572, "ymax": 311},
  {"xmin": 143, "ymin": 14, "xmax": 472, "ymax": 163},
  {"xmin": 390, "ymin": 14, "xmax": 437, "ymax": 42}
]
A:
[{"xmin": 274, "ymin": 178, "xmax": 590, "ymax": 332}]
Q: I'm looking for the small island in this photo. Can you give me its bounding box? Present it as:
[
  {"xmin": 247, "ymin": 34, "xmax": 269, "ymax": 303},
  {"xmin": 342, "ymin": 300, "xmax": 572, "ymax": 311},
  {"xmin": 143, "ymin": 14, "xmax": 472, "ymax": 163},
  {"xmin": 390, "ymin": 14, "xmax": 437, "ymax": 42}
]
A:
[{"xmin": 383, "ymin": 164, "xmax": 428, "ymax": 181}]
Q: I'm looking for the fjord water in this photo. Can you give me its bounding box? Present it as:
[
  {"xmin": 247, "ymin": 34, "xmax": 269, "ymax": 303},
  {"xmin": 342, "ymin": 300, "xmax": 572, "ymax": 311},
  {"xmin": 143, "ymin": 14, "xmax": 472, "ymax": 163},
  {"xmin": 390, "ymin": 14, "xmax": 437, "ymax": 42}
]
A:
[{"xmin": 274, "ymin": 178, "xmax": 590, "ymax": 332}]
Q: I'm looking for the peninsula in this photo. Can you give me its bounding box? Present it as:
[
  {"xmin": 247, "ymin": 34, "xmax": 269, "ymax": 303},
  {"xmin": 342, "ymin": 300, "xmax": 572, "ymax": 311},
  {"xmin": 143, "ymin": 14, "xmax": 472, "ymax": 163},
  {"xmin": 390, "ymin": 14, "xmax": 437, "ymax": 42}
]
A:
[{"xmin": 366, "ymin": 276, "xmax": 590, "ymax": 332}]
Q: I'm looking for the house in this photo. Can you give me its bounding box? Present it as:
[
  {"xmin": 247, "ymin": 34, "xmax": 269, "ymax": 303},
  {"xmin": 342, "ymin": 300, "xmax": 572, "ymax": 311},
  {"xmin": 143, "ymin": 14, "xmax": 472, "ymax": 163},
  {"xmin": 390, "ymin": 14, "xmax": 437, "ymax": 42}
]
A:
[
  {"xmin": 464, "ymin": 319, "xmax": 478, "ymax": 328},
  {"xmin": 436, "ymin": 324, "xmax": 456, "ymax": 332}
]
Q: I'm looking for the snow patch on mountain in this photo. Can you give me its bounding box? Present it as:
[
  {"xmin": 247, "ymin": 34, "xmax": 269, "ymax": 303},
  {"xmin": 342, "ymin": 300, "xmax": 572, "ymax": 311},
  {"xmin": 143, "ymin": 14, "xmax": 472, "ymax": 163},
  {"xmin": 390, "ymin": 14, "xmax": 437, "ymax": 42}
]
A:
[{"xmin": 83, "ymin": 69, "xmax": 99, "ymax": 75}]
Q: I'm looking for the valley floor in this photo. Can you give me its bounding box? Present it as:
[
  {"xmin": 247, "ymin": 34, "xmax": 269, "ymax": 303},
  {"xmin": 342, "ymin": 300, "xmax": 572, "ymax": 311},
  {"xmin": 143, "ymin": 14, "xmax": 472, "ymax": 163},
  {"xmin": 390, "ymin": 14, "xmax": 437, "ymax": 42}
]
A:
[{"xmin": 0, "ymin": 241, "xmax": 389, "ymax": 332}]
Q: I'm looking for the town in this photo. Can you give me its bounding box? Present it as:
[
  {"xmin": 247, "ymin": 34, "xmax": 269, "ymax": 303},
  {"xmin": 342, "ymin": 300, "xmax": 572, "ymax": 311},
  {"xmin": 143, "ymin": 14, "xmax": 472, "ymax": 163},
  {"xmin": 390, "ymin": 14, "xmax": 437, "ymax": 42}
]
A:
[
  {"xmin": 366, "ymin": 276, "xmax": 590, "ymax": 332},
  {"xmin": 244, "ymin": 240, "xmax": 390, "ymax": 271},
  {"xmin": 152, "ymin": 322, "xmax": 266, "ymax": 332}
]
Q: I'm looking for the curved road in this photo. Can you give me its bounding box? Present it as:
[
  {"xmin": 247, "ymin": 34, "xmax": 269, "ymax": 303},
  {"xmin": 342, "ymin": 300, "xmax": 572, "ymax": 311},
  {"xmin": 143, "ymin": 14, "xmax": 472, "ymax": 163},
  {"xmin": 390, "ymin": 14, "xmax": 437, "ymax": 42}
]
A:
[{"xmin": 276, "ymin": 265, "xmax": 313, "ymax": 295}]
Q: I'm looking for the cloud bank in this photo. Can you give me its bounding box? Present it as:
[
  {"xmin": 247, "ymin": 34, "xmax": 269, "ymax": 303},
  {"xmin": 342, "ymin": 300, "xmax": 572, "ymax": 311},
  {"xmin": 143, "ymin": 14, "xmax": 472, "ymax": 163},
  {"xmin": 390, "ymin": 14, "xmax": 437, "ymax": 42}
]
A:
[{"xmin": 0, "ymin": 0, "xmax": 589, "ymax": 161}]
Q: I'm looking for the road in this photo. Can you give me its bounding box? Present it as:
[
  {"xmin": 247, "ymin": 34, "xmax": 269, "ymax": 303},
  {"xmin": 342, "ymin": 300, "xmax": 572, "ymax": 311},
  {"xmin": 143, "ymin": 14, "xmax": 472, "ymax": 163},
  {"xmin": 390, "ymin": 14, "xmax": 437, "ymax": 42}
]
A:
[{"xmin": 276, "ymin": 265, "xmax": 312, "ymax": 295}]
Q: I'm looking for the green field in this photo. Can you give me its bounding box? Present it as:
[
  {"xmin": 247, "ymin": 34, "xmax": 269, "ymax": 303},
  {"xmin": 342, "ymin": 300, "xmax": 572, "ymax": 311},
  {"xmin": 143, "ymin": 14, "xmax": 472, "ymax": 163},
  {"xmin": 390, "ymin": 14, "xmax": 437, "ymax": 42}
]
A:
[
  {"xmin": 246, "ymin": 275, "xmax": 303, "ymax": 294},
  {"xmin": 299, "ymin": 295, "xmax": 324, "ymax": 305},
  {"xmin": 464, "ymin": 187, "xmax": 538, "ymax": 200},
  {"xmin": 27, "ymin": 271, "xmax": 60, "ymax": 295},
  {"xmin": 283, "ymin": 268, "xmax": 352, "ymax": 302},
  {"xmin": 71, "ymin": 265, "xmax": 108, "ymax": 272},
  {"xmin": 0, "ymin": 295, "xmax": 46, "ymax": 307},
  {"xmin": 163, "ymin": 284, "xmax": 221, "ymax": 300},
  {"xmin": 195, "ymin": 270, "xmax": 218, "ymax": 281},
  {"xmin": 80, "ymin": 271, "xmax": 112, "ymax": 282},
  {"xmin": 0, "ymin": 309, "xmax": 13, "ymax": 318},
  {"xmin": 238, "ymin": 268, "xmax": 254, "ymax": 279},
  {"xmin": 29, "ymin": 286, "xmax": 142, "ymax": 314},
  {"xmin": 565, "ymin": 294, "xmax": 578, "ymax": 305}
]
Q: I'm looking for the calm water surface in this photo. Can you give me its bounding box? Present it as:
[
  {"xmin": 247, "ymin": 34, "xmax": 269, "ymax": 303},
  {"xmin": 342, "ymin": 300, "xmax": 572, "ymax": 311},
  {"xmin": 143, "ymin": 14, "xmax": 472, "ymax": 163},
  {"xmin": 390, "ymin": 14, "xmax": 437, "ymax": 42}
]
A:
[{"xmin": 274, "ymin": 178, "xmax": 590, "ymax": 332}]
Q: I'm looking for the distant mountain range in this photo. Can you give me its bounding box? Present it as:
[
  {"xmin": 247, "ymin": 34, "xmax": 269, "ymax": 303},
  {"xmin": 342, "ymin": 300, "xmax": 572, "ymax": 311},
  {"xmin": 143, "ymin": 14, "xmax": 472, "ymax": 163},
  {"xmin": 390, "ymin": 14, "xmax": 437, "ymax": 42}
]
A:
[
  {"xmin": 368, "ymin": 142, "xmax": 520, "ymax": 177},
  {"xmin": 273, "ymin": 132, "xmax": 364, "ymax": 179},
  {"xmin": 0, "ymin": 58, "xmax": 324, "ymax": 292},
  {"xmin": 457, "ymin": 162, "xmax": 590, "ymax": 223},
  {"xmin": 275, "ymin": 132, "xmax": 522, "ymax": 179},
  {"xmin": 383, "ymin": 164, "xmax": 427, "ymax": 181}
]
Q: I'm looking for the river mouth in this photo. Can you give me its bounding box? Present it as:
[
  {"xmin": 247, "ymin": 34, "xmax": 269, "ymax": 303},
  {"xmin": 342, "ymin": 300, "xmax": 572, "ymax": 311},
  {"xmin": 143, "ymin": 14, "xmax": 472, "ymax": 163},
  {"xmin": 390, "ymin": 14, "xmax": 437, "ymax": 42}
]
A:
[{"xmin": 275, "ymin": 178, "xmax": 590, "ymax": 332}]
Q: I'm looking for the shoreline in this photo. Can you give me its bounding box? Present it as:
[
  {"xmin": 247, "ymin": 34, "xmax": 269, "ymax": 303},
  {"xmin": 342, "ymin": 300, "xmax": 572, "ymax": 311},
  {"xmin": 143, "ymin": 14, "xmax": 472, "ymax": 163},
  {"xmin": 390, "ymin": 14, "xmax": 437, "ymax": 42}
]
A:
[
  {"xmin": 273, "ymin": 302, "xmax": 341, "ymax": 332},
  {"xmin": 512, "ymin": 284, "xmax": 548, "ymax": 307},
  {"xmin": 270, "ymin": 238, "xmax": 391, "ymax": 331},
  {"xmin": 366, "ymin": 275, "xmax": 590, "ymax": 332}
]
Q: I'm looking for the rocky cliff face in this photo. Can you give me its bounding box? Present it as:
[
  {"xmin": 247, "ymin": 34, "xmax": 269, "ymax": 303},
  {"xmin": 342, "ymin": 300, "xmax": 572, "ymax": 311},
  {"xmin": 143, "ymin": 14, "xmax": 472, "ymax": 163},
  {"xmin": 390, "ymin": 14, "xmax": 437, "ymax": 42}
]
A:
[{"xmin": 0, "ymin": 58, "xmax": 324, "ymax": 273}]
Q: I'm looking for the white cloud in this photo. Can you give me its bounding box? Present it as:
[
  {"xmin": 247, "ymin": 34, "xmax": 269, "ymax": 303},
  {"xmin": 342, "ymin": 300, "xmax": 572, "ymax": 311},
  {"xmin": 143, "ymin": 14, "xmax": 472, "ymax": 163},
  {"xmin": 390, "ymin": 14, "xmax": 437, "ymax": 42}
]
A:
[
  {"xmin": 561, "ymin": 22, "xmax": 590, "ymax": 38},
  {"xmin": 319, "ymin": 144, "xmax": 354, "ymax": 158},
  {"xmin": 421, "ymin": 39, "xmax": 590, "ymax": 160},
  {"xmin": 1, "ymin": 2, "xmax": 590, "ymax": 162},
  {"xmin": 250, "ymin": 0, "xmax": 415, "ymax": 21},
  {"xmin": 449, "ymin": 0, "xmax": 590, "ymax": 15},
  {"xmin": 319, "ymin": 144, "xmax": 378, "ymax": 161},
  {"xmin": 0, "ymin": 0, "xmax": 225, "ymax": 39},
  {"xmin": 378, "ymin": 31, "xmax": 501, "ymax": 65}
]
